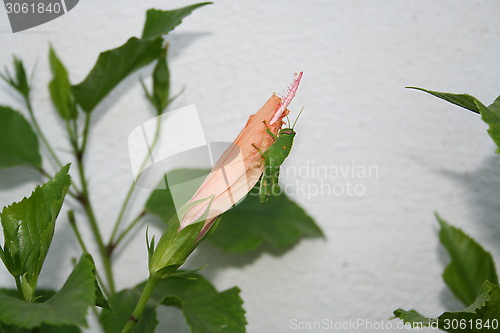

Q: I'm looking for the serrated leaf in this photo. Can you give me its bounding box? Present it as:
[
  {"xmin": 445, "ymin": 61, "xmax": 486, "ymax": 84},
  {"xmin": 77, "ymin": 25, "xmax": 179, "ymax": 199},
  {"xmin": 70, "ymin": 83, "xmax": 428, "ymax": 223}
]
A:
[
  {"xmin": 0, "ymin": 323, "xmax": 81, "ymax": 333},
  {"xmin": 437, "ymin": 215, "xmax": 498, "ymax": 306},
  {"xmin": 71, "ymin": 37, "xmax": 163, "ymax": 113},
  {"xmin": 99, "ymin": 287, "xmax": 158, "ymax": 333},
  {"xmin": 407, "ymin": 87, "xmax": 480, "ymax": 113},
  {"xmin": 141, "ymin": 3, "xmax": 212, "ymax": 40},
  {"xmin": 0, "ymin": 277, "xmax": 109, "ymax": 312},
  {"xmin": 473, "ymin": 99, "xmax": 500, "ymax": 154},
  {"xmin": 0, "ymin": 254, "xmax": 101, "ymax": 329},
  {"xmin": 100, "ymin": 272, "xmax": 246, "ymax": 333},
  {"xmin": 155, "ymin": 272, "xmax": 246, "ymax": 333},
  {"xmin": 392, "ymin": 309, "xmax": 436, "ymax": 327},
  {"xmin": 145, "ymin": 169, "xmax": 324, "ymax": 254},
  {"xmin": 0, "ymin": 106, "xmax": 41, "ymax": 169},
  {"xmin": 394, "ymin": 281, "xmax": 500, "ymax": 332},
  {"xmin": 48, "ymin": 47, "xmax": 77, "ymax": 120},
  {"xmin": 0, "ymin": 165, "xmax": 70, "ymax": 292}
]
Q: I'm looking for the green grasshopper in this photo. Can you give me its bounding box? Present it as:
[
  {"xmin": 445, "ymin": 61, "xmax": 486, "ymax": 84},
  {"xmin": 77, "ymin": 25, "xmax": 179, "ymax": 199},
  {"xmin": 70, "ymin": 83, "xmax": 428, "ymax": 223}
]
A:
[{"xmin": 254, "ymin": 108, "xmax": 303, "ymax": 202}]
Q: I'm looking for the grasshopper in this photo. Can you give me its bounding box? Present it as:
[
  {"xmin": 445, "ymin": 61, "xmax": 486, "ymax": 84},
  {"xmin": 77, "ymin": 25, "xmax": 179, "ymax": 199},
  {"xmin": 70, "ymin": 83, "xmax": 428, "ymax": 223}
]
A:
[{"xmin": 254, "ymin": 108, "xmax": 304, "ymax": 202}]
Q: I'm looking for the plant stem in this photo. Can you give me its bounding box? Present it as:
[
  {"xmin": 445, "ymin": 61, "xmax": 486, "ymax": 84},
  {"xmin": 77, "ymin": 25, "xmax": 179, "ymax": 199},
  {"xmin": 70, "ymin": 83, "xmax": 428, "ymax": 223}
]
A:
[
  {"xmin": 80, "ymin": 112, "xmax": 91, "ymax": 153},
  {"xmin": 112, "ymin": 211, "xmax": 146, "ymax": 251},
  {"xmin": 68, "ymin": 210, "xmax": 111, "ymax": 297},
  {"xmin": 121, "ymin": 274, "xmax": 160, "ymax": 333},
  {"xmin": 108, "ymin": 115, "xmax": 162, "ymax": 245},
  {"xmin": 76, "ymin": 153, "xmax": 116, "ymax": 294},
  {"xmin": 109, "ymin": 179, "xmax": 138, "ymax": 244},
  {"xmin": 25, "ymin": 97, "xmax": 64, "ymax": 169}
]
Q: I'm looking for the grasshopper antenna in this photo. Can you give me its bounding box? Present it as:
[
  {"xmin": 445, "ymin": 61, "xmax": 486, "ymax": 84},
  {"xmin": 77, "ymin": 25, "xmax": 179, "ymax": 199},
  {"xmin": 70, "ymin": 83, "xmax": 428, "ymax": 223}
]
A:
[{"xmin": 292, "ymin": 107, "xmax": 305, "ymax": 129}]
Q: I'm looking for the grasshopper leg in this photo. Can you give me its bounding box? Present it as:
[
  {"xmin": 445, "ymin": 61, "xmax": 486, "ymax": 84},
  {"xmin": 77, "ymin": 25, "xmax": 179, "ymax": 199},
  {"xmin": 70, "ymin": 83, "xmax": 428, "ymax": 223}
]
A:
[
  {"xmin": 251, "ymin": 143, "xmax": 266, "ymax": 167},
  {"xmin": 262, "ymin": 120, "xmax": 278, "ymax": 140},
  {"xmin": 251, "ymin": 143, "xmax": 265, "ymax": 157}
]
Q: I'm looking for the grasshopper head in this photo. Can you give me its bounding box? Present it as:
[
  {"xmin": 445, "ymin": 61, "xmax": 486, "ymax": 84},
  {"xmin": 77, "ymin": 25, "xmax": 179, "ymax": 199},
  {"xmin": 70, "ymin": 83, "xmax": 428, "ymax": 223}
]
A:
[{"xmin": 279, "ymin": 128, "xmax": 296, "ymax": 137}]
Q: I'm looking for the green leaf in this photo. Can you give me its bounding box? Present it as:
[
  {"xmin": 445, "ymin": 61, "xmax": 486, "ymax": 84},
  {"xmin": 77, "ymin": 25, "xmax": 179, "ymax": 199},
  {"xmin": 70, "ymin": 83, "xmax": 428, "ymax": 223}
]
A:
[
  {"xmin": 392, "ymin": 309, "xmax": 437, "ymax": 328},
  {"xmin": 407, "ymin": 87, "xmax": 480, "ymax": 113},
  {"xmin": 487, "ymin": 95, "xmax": 500, "ymax": 113},
  {"xmin": 141, "ymin": 3, "xmax": 212, "ymax": 40},
  {"xmin": 71, "ymin": 37, "xmax": 163, "ymax": 113},
  {"xmin": 100, "ymin": 272, "xmax": 246, "ymax": 333},
  {"xmin": 394, "ymin": 281, "xmax": 500, "ymax": 332},
  {"xmin": 99, "ymin": 288, "xmax": 158, "ymax": 333},
  {"xmin": 0, "ymin": 323, "xmax": 81, "ymax": 333},
  {"xmin": 437, "ymin": 215, "xmax": 498, "ymax": 306},
  {"xmin": 0, "ymin": 106, "xmax": 42, "ymax": 169},
  {"xmin": 0, "ymin": 56, "xmax": 30, "ymax": 99},
  {"xmin": 0, "ymin": 254, "xmax": 101, "ymax": 329},
  {"xmin": 474, "ymin": 99, "xmax": 500, "ymax": 154},
  {"xmin": 48, "ymin": 47, "xmax": 77, "ymax": 120},
  {"xmin": 151, "ymin": 47, "xmax": 170, "ymax": 113},
  {"xmin": 145, "ymin": 169, "xmax": 324, "ymax": 254},
  {"xmin": 0, "ymin": 165, "xmax": 71, "ymax": 295}
]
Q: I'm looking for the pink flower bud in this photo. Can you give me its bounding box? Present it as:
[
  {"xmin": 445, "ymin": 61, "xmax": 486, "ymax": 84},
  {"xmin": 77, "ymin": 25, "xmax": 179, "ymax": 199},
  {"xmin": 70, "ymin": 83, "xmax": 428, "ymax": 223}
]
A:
[{"xmin": 180, "ymin": 73, "xmax": 303, "ymax": 237}]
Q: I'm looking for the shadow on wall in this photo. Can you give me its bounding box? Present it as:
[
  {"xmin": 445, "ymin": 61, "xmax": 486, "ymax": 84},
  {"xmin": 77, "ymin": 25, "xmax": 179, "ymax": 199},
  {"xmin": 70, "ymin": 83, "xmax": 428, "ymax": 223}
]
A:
[
  {"xmin": 440, "ymin": 154, "xmax": 500, "ymax": 251},
  {"xmin": 0, "ymin": 166, "xmax": 42, "ymax": 191},
  {"xmin": 437, "ymin": 153, "xmax": 500, "ymax": 310}
]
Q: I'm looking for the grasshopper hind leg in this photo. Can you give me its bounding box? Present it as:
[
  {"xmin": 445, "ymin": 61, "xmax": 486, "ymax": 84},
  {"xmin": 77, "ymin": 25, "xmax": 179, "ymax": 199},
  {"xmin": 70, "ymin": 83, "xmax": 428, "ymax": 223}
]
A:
[
  {"xmin": 259, "ymin": 163, "xmax": 272, "ymax": 203},
  {"xmin": 270, "ymin": 166, "xmax": 281, "ymax": 196},
  {"xmin": 259, "ymin": 175, "xmax": 270, "ymax": 203}
]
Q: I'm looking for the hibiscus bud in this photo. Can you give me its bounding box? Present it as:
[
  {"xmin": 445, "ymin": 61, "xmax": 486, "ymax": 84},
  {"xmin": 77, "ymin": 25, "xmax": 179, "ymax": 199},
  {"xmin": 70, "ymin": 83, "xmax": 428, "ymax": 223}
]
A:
[
  {"xmin": 181, "ymin": 72, "xmax": 303, "ymax": 236},
  {"xmin": 149, "ymin": 72, "xmax": 303, "ymax": 276}
]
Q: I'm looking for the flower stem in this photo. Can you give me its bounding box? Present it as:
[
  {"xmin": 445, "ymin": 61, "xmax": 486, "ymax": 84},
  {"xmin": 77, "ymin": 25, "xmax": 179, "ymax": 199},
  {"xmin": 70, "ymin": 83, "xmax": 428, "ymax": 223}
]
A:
[{"xmin": 121, "ymin": 274, "xmax": 160, "ymax": 333}]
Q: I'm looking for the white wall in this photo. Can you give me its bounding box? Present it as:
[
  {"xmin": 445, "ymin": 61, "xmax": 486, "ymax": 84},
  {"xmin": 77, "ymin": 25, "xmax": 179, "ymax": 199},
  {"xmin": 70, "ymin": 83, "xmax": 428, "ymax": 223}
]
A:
[{"xmin": 0, "ymin": 1, "xmax": 499, "ymax": 332}]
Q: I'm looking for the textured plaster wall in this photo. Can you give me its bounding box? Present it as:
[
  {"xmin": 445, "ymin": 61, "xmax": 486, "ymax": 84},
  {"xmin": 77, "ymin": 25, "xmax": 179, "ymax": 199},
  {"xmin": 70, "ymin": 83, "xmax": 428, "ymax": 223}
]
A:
[{"xmin": 0, "ymin": 1, "xmax": 500, "ymax": 332}]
